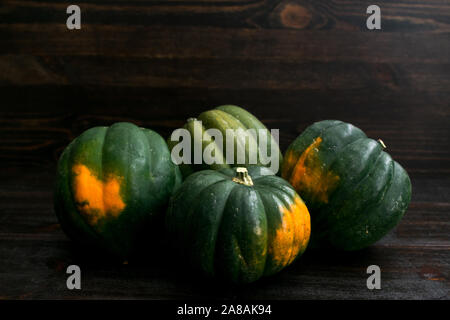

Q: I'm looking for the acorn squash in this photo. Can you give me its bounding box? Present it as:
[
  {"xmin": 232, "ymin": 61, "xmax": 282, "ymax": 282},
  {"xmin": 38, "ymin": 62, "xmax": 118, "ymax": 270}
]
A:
[
  {"xmin": 166, "ymin": 166, "xmax": 310, "ymax": 284},
  {"xmin": 282, "ymin": 120, "xmax": 411, "ymax": 251},
  {"xmin": 167, "ymin": 105, "xmax": 282, "ymax": 178},
  {"xmin": 54, "ymin": 122, "xmax": 181, "ymax": 258}
]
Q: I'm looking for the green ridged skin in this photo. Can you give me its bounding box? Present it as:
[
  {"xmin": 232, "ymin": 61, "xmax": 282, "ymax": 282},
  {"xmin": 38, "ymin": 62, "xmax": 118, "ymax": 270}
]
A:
[
  {"xmin": 54, "ymin": 122, "xmax": 181, "ymax": 258},
  {"xmin": 166, "ymin": 166, "xmax": 311, "ymax": 284},
  {"xmin": 167, "ymin": 105, "xmax": 283, "ymax": 178},
  {"xmin": 282, "ymin": 120, "xmax": 412, "ymax": 251}
]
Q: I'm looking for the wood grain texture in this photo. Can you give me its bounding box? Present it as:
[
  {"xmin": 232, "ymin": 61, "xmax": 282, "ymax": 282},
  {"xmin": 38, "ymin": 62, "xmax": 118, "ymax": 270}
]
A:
[{"xmin": 0, "ymin": 0, "xmax": 449, "ymax": 299}]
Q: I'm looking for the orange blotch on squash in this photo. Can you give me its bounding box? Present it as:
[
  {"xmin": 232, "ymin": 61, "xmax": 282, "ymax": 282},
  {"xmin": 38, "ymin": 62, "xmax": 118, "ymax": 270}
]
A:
[
  {"xmin": 286, "ymin": 137, "xmax": 339, "ymax": 204},
  {"xmin": 72, "ymin": 164, "xmax": 125, "ymax": 224},
  {"xmin": 269, "ymin": 196, "xmax": 311, "ymax": 267}
]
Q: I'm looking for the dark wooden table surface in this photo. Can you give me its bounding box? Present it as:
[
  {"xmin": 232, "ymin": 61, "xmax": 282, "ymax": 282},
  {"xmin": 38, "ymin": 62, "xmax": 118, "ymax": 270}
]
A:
[{"xmin": 0, "ymin": 0, "xmax": 449, "ymax": 299}]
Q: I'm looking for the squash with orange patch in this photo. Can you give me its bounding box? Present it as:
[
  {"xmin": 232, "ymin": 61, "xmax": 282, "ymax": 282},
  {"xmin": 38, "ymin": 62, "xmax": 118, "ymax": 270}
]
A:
[
  {"xmin": 282, "ymin": 120, "xmax": 411, "ymax": 251},
  {"xmin": 166, "ymin": 166, "xmax": 311, "ymax": 284},
  {"xmin": 54, "ymin": 122, "xmax": 181, "ymax": 258},
  {"xmin": 167, "ymin": 105, "xmax": 283, "ymax": 178}
]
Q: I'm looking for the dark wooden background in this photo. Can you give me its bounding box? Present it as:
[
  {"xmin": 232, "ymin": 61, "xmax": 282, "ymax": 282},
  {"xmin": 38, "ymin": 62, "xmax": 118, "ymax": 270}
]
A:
[{"xmin": 0, "ymin": 0, "xmax": 449, "ymax": 299}]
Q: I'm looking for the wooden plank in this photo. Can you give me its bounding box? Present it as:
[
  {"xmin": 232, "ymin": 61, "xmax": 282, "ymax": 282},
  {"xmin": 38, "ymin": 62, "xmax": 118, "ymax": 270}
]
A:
[
  {"xmin": 1, "ymin": 25, "xmax": 449, "ymax": 63},
  {"xmin": 1, "ymin": 0, "xmax": 449, "ymax": 32},
  {"xmin": 1, "ymin": 55, "xmax": 449, "ymax": 92},
  {"xmin": 0, "ymin": 234, "xmax": 448, "ymax": 299}
]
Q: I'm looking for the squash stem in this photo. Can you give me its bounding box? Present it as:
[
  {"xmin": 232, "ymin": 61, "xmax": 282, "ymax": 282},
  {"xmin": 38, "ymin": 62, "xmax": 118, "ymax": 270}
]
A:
[
  {"xmin": 232, "ymin": 167, "xmax": 254, "ymax": 186},
  {"xmin": 377, "ymin": 139, "xmax": 387, "ymax": 149}
]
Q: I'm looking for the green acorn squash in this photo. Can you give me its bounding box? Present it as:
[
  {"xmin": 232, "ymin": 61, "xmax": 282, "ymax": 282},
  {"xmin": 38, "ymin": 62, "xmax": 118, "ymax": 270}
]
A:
[
  {"xmin": 54, "ymin": 122, "xmax": 181, "ymax": 258},
  {"xmin": 166, "ymin": 166, "xmax": 310, "ymax": 284},
  {"xmin": 282, "ymin": 120, "xmax": 411, "ymax": 251},
  {"xmin": 167, "ymin": 105, "xmax": 282, "ymax": 178}
]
